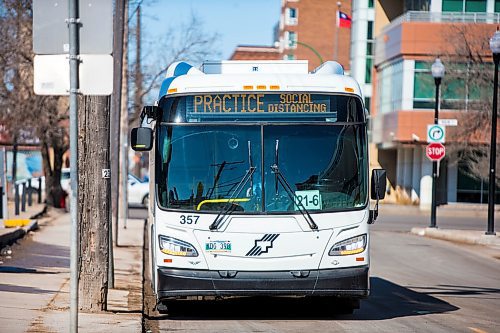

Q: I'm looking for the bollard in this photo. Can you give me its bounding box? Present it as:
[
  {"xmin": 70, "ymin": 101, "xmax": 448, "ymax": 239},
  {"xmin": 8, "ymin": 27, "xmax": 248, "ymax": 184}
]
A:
[
  {"xmin": 28, "ymin": 179, "xmax": 32, "ymax": 206},
  {"xmin": 15, "ymin": 183, "xmax": 20, "ymax": 216},
  {"xmin": 0, "ymin": 186, "xmax": 3, "ymax": 219},
  {"xmin": 38, "ymin": 177, "xmax": 42, "ymax": 204},
  {"xmin": 21, "ymin": 182, "xmax": 26, "ymax": 212}
]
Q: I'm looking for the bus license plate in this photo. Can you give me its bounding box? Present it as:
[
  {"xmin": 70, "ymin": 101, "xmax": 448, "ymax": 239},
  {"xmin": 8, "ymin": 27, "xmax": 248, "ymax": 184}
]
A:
[{"xmin": 205, "ymin": 240, "xmax": 232, "ymax": 253}]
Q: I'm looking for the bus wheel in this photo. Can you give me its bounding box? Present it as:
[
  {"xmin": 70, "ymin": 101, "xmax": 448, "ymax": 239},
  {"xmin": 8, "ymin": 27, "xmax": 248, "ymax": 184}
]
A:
[
  {"xmin": 156, "ymin": 301, "xmax": 168, "ymax": 314},
  {"xmin": 156, "ymin": 300, "xmax": 178, "ymax": 315}
]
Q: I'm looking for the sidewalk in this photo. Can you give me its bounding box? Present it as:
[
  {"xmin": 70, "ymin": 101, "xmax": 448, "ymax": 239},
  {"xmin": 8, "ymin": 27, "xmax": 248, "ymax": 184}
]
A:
[
  {"xmin": 410, "ymin": 227, "xmax": 500, "ymax": 249},
  {"xmin": 380, "ymin": 203, "xmax": 500, "ymax": 250},
  {"xmin": 0, "ymin": 211, "xmax": 144, "ymax": 332},
  {"xmin": 0, "ymin": 199, "xmax": 48, "ymax": 250}
]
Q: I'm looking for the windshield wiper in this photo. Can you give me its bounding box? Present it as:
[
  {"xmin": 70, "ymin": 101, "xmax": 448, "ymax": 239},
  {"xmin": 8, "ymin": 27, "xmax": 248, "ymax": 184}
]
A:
[
  {"xmin": 271, "ymin": 140, "xmax": 318, "ymax": 230},
  {"xmin": 209, "ymin": 141, "xmax": 256, "ymax": 231}
]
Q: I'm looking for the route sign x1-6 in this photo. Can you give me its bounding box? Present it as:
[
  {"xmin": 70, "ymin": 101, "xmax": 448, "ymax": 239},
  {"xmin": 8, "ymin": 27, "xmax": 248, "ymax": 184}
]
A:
[
  {"xmin": 426, "ymin": 142, "xmax": 446, "ymax": 161},
  {"xmin": 427, "ymin": 124, "xmax": 446, "ymax": 143}
]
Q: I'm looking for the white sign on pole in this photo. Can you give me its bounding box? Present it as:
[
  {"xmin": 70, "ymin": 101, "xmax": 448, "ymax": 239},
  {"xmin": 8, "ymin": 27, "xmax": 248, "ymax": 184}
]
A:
[
  {"xmin": 34, "ymin": 54, "xmax": 113, "ymax": 96},
  {"xmin": 438, "ymin": 119, "xmax": 458, "ymax": 127},
  {"xmin": 427, "ymin": 124, "xmax": 446, "ymax": 143}
]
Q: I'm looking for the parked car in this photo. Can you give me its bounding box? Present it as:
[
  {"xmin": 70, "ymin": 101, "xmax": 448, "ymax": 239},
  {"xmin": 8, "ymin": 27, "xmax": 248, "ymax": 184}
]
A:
[{"xmin": 128, "ymin": 174, "xmax": 149, "ymax": 207}]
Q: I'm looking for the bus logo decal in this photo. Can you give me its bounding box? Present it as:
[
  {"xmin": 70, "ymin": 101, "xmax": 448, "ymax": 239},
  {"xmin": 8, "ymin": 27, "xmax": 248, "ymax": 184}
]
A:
[{"xmin": 246, "ymin": 234, "xmax": 280, "ymax": 256}]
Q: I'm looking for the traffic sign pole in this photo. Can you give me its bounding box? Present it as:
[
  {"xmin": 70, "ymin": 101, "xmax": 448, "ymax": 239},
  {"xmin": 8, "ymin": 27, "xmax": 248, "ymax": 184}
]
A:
[
  {"xmin": 68, "ymin": 0, "xmax": 79, "ymax": 331},
  {"xmin": 431, "ymin": 79, "xmax": 441, "ymax": 228}
]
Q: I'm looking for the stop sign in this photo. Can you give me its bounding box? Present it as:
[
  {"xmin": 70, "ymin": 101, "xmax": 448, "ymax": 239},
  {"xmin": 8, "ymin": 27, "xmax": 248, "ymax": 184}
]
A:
[{"xmin": 426, "ymin": 142, "xmax": 446, "ymax": 161}]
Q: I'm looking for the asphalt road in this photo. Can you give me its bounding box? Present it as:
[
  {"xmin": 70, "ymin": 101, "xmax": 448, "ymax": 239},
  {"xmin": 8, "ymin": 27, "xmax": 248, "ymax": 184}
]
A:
[{"xmin": 139, "ymin": 206, "xmax": 500, "ymax": 333}]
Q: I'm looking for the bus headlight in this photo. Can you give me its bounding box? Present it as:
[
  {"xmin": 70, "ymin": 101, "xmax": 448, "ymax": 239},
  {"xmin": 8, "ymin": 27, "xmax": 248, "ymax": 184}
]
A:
[
  {"xmin": 329, "ymin": 234, "xmax": 366, "ymax": 256},
  {"xmin": 158, "ymin": 235, "xmax": 198, "ymax": 257}
]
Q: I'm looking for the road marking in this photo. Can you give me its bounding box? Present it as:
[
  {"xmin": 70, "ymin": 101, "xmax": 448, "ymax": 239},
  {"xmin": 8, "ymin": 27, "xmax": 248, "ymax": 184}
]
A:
[{"xmin": 468, "ymin": 327, "xmax": 489, "ymax": 333}]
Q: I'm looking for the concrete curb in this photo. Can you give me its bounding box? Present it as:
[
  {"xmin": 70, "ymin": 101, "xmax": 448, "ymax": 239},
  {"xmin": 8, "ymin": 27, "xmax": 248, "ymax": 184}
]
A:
[
  {"xmin": 0, "ymin": 205, "xmax": 47, "ymax": 250},
  {"xmin": 0, "ymin": 220, "xmax": 39, "ymax": 250},
  {"xmin": 411, "ymin": 227, "xmax": 500, "ymax": 247}
]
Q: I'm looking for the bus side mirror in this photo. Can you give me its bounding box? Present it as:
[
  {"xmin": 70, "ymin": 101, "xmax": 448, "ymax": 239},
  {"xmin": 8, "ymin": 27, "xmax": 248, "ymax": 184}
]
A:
[
  {"xmin": 131, "ymin": 127, "xmax": 153, "ymax": 151},
  {"xmin": 371, "ymin": 169, "xmax": 386, "ymax": 200}
]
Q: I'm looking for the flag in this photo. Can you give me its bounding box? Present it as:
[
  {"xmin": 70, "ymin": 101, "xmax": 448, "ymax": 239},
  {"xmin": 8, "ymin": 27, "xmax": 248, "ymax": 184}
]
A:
[{"xmin": 337, "ymin": 10, "xmax": 352, "ymax": 28}]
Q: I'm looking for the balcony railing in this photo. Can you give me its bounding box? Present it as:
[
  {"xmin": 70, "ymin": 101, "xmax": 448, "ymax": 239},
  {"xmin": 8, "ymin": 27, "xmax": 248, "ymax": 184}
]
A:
[{"xmin": 381, "ymin": 11, "xmax": 500, "ymax": 34}]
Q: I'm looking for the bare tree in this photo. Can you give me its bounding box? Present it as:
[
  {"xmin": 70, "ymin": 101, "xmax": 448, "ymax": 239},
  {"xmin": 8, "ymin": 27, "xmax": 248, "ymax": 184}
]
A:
[
  {"xmin": 0, "ymin": 0, "xmax": 68, "ymax": 207},
  {"xmin": 128, "ymin": 12, "xmax": 221, "ymax": 125},
  {"xmin": 439, "ymin": 24, "xmax": 499, "ymax": 187}
]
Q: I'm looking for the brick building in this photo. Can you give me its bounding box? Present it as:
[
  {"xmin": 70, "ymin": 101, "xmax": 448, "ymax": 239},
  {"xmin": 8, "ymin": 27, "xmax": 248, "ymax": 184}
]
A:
[{"xmin": 230, "ymin": 0, "xmax": 353, "ymax": 72}]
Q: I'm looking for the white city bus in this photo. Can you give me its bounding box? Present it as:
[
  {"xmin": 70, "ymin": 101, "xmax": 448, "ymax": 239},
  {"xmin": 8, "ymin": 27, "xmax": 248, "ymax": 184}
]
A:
[{"xmin": 131, "ymin": 60, "xmax": 386, "ymax": 314}]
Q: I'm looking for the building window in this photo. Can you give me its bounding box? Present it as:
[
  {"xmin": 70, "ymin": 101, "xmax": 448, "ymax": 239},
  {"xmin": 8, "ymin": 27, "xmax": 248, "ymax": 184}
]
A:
[
  {"xmin": 442, "ymin": 0, "xmax": 487, "ymax": 12},
  {"xmin": 365, "ymin": 21, "xmax": 374, "ymax": 84},
  {"xmin": 285, "ymin": 7, "xmax": 298, "ymax": 25},
  {"xmin": 368, "ymin": 0, "xmax": 374, "ymax": 8},
  {"xmin": 412, "ymin": 61, "xmax": 491, "ymax": 110},
  {"xmin": 377, "ymin": 60, "xmax": 404, "ymax": 114},
  {"xmin": 365, "ymin": 58, "xmax": 373, "ymax": 84},
  {"xmin": 496, "ymin": 0, "xmax": 500, "ymax": 12},
  {"xmin": 364, "ymin": 97, "xmax": 371, "ymax": 113},
  {"xmin": 465, "ymin": 0, "xmax": 487, "ymax": 12},
  {"xmin": 284, "ymin": 31, "xmax": 297, "ymax": 49}
]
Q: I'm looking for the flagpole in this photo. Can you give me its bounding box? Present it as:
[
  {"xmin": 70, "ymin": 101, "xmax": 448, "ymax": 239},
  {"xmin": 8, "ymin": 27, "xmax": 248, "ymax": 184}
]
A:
[{"xmin": 334, "ymin": 1, "xmax": 341, "ymax": 61}]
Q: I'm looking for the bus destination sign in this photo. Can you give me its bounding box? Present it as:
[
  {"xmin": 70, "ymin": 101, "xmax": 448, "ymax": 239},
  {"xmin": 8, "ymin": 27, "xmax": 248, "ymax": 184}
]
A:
[{"xmin": 190, "ymin": 93, "xmax": 330, "ymax": 114}]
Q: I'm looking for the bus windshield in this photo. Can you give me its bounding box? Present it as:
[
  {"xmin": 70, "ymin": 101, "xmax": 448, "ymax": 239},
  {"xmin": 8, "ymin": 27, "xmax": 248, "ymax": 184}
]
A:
[{"xmin": 156, "ymin": 123, "xmax": 367, "ymax": 214}]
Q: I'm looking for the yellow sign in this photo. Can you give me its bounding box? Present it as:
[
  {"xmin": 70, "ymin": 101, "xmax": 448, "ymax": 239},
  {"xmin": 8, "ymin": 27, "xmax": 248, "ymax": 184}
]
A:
[{"xmin": 192, "ymin": 93, "xmax": 329, "ymax": 114}]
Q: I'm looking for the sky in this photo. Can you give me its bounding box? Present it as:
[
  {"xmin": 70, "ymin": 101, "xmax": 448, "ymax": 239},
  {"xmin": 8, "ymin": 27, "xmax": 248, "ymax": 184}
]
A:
[{"xmin": 141, "ymin": 0, "xmax": 281, "ymax": 60}]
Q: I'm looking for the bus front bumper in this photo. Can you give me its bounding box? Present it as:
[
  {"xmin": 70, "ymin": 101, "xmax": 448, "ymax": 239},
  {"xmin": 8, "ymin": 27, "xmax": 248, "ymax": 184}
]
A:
[{"xmin": 157, "ymin": 266, "xmax": 369, "ymax": 300}]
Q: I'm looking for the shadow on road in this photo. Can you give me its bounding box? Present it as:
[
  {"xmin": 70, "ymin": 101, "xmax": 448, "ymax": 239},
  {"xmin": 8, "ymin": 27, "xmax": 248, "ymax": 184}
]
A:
[{"xmin": 147, "ymin": 277, "xmax": 458, "ymax": 321}]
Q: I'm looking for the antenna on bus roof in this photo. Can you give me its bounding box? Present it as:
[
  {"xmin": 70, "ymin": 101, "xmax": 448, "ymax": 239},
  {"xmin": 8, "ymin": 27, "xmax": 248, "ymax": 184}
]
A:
[{"xmin": 311, "ymin": 61, "xmax": 344, "ymax": 75}]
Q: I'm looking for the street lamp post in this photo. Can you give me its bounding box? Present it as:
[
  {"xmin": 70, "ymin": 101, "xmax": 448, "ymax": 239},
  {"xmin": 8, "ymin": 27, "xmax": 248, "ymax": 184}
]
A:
[
  {"xmin": 487, "ymin": 30, "xmax": 500, "ymax": 235},
  {"xmin": 430, "ymin": 57, "xmax": 445, "ymax": 228}
]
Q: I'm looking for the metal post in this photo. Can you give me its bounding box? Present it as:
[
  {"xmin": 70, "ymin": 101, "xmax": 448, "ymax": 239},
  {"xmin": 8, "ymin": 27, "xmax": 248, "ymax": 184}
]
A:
[
  {"xmin": 0, "ymin": 186, "xmax": 3, "ymax": 219},
  {"xmin": 21, "ymin": 182, "xmax": 26, "ymax": 212},
  {"xmin": 14, "ymin": 184, "xmax": 19, "ymax": 216},
  {"xmin": 334, "ymin": 1, "xmax": 341, "ymax": 61},
  {"xmin": 38, "ymin": 177, "xmax": 42, "ymax": 204},
  {"xmin": 68, "ymin": 0, "xmax": 80, "ymax": 331},
  {"xmin": 28, "ymin": 179, "xmax": 32, "ymax": 206},
  {"xmin": 430, "ymin": 78, "xmax": 441, "ymax": 228},
  {"xmin": 487, "ymin": 54, "xmax": 499, "ymax": 235}
]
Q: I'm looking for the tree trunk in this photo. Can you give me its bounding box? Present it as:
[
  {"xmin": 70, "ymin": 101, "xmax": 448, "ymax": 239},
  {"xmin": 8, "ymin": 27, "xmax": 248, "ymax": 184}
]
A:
[
  {"xmin": 41, "ymin": 141, "xmax": 66, "ymax": 208},
  {"xmin": 78, "ymin": 95, "xmax": 111, "ymax": 311}
]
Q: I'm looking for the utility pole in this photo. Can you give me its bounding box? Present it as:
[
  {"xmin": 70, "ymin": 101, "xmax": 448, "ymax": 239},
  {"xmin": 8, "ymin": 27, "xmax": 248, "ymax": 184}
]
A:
[
  {"xmin": 133, "ymin": 3, "xmax": 143, "ymax": 179},
  {"xmin": 78, "ymin": 95, "xmax": 111, "ymax": 311},
  {"xmin": 110, "ymin": 0, "xmax": 126, "ymax": 290},
  {"xmin": 119, "ymin": 1, "xmax": 130, "ymax": 231}
]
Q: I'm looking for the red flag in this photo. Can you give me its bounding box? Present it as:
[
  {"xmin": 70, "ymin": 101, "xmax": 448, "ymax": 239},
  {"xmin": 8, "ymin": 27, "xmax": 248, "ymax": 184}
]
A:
[{"xmin": 337, "ymin": 10, "xmax": 352, "ymax": 28}]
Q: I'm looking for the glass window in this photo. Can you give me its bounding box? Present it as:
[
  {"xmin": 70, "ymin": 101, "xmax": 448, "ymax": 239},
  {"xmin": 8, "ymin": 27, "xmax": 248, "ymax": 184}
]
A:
[
  {"xmin": 156, "ymin": 94, "xmax": 368, "ymax": 214},
  {"xmin": 496, "ymin": 0, "xmax": 500, "ymax": 12},
  {"xmin": 368, "ymin": 0, "xmax": 374, "ymax": 8},
  {"xmin": 465, "ymin": 0, "xmax": 486, "ymax": 12},
  {"xmin": 367, "ymin": 21, "xmax": 373, "ymax": 40},
  {"xmin": 442, "ymin": 0, "xmax": 463, "ymax": 11},
  {"xmin": 365, "ymin": 58, "xmax": 373, "ymax": 84},
  {"xmin": 157, "ymin": 125, "xmax": 263, "ymax": 213},
  {"xmin": 263, "ymin": 125, "xmax": 367, "ymax": 212},
  {"xmin": 285, "ymin": 31, "xmax": 297, "ymax": 49},
  {"xmin": 285, "ymin": 7, "xmax": 298, "ymax": 25},
  {"xmin": 157, "ymin": 123, "xmax": 367, "ymax": 213}
]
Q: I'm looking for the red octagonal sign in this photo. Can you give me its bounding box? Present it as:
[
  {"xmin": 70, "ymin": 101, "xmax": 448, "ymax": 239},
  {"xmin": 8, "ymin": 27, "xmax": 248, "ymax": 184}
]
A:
[{"xmin": 426, "ymin": 142, "xmax": 446, "ymax": 161}]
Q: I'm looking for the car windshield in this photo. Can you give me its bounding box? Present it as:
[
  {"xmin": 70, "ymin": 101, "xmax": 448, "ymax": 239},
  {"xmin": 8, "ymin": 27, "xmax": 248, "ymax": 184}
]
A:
[{"xmin": 156, "ymin": 124, "xmax": 367, "ymax": 213}]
